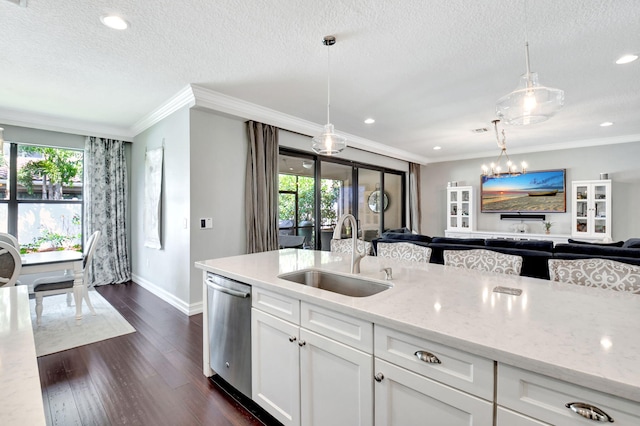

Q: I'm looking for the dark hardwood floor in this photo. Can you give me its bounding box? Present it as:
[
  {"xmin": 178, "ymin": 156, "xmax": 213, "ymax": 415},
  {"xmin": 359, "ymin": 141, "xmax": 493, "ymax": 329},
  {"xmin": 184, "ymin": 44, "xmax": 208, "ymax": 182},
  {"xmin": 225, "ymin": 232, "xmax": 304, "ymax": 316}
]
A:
[{"xmin": 37, "ymin": 281, "xmax": 278, "ymax": 426}]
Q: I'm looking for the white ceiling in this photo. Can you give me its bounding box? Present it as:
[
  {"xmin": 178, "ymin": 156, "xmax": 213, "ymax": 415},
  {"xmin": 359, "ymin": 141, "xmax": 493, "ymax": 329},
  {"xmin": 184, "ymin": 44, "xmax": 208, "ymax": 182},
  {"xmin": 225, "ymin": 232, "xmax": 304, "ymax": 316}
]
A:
[{"xmin": 1, "ymin": 0, "xmax": 639, "ymax": 163}]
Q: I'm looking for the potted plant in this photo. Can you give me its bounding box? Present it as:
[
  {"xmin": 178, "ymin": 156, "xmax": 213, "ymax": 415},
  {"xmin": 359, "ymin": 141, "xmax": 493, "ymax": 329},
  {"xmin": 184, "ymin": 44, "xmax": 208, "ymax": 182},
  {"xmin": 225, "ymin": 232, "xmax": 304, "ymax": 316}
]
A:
[{"xmin": 542, "ymin": 220, "xmax": 553, "ymax": 234}]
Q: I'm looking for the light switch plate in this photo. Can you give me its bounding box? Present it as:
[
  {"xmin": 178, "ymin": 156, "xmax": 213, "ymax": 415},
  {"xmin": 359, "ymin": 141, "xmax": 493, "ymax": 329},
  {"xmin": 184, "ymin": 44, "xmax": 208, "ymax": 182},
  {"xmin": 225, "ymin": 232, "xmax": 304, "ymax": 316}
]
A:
[{"xmin": 199, "ymin": 218, "xmax": 213, "ymax": 229}]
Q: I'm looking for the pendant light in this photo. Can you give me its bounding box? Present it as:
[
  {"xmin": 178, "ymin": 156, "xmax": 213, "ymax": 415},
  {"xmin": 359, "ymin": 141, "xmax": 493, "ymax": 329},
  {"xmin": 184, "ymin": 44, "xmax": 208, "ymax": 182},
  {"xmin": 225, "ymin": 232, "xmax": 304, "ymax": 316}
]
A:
[
  {"xmin": 312, "ymin": 35, "xmax": 347, "ymax": 155},
  {"xmin": 496, "ymin": 1, "xmax": 564, "ymax": 125}
]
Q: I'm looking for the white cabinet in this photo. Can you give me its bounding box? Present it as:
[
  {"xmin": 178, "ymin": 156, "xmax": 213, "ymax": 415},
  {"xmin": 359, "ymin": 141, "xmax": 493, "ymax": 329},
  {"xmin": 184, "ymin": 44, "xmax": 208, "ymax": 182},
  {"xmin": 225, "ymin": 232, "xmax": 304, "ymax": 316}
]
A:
[
  {"xmin": 373, "ymin": 326, "xmax": 493, "ymax": 426},
  {"xmin": 375, "ymin": 359, "xmax": 493, "ymax": 425},
  {"xmin": 300, "ymin": 328, "xmax": 373, "ymax": 426},
  {"xmin": 252, "ymin": 307, "xmax": 300, "ymax": 426},
  {"xmin": 571, "ymin": 180, "xmax": 611, "ymax": 239},
  {"xmin": 447, "ymin": 186, "xmax": 475, "ymax": 231},
  {"xmin": 497, "ymin": 364, "xmax": 640, "ymax": 425},
  {"xmin": 251, "ymin": 288, "xmax": 373, "ymax": 426}
]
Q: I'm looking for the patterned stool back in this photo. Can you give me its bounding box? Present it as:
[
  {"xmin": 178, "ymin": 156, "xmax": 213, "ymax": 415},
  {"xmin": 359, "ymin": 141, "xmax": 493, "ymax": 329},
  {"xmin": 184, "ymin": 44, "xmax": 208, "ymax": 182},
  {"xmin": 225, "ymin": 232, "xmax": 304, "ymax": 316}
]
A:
[
  {"xmin": 377, "ymin": 242, "xmax": 432, "ymax": 263},
  {"xmin": 330, "ymin": 239, "xmax": 373, "ymax": 256},
  {"xmin": 444, "ymin": 249, "xmax": 523, "ymax": 275},
  {"xmin": 548, "ymin": 258, "xmax": 640, "ymax": 293}
]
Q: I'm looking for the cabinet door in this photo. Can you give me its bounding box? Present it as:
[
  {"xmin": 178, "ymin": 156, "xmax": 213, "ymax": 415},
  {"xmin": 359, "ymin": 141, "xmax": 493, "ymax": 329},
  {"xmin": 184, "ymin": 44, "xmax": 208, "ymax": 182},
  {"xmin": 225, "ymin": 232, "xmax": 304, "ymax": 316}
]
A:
[
  {"xmin": 252, "ymin": 308, "xmax": 300, "ymax": 426},
  {"xmin": 374, "ymin": 359, "xmax": 493, "ymax": 426},
  {"xmin": 300, "ymin": 328, "xmax": 373, "ymax": 426}
]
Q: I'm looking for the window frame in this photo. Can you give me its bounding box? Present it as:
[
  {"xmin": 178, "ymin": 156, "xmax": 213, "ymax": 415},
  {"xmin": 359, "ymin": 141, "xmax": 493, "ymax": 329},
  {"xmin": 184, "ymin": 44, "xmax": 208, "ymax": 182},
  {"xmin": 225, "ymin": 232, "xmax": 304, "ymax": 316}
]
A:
[{"xmin": 3, "ymin": 142, "xmax": 84, "ymax": 250}]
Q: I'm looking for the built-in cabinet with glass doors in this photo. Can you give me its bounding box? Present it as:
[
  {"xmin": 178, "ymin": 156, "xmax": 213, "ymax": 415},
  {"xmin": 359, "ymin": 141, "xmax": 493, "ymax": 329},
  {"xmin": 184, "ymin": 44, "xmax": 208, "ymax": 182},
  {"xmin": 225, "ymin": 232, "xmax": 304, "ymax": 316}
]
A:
[
  {"xmin": 446, "ymin": 186, "xmax": 475, "ymax": 232},
  {"xmin": 571, "ymin": 180, "xmax": 611, "ymax": 239}
]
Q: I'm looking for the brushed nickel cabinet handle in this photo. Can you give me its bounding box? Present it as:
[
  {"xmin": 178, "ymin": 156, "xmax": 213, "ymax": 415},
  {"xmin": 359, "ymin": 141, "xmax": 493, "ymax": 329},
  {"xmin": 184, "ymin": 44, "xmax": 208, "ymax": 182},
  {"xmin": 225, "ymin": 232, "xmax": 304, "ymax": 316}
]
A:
[
  {"xmin": 298, "ymin": 340, "xmax": 306, "ymax": 347},
  {"xmin": 415, "ymin": 350, "xmax": 441, "ymax": 364},
  {"xmin": 374, "ymin": 372, "xmax": 384, "ymax": 382},
  {"xmin": 565, "ymin": 402, "xmax": 614, "ymax": 422},
  {"xmin": 289, "ymin": 336, "xmax": 297, "ymax": 342}
]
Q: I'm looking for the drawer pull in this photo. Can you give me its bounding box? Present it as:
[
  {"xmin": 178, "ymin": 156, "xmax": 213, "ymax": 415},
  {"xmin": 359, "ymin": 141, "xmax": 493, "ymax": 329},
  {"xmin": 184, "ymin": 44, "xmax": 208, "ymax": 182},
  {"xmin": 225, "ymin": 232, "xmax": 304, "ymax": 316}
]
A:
[
  {"xmin": 565, "ymin": 402, "xmax": 614, "ymax": 422},
  {"xmin": 374, "ymin": 372, "xmax": 384, "ymax": 382},
  {"xmin": 414, "ymin": 350, "xmax": 441, "ymax": 364}
]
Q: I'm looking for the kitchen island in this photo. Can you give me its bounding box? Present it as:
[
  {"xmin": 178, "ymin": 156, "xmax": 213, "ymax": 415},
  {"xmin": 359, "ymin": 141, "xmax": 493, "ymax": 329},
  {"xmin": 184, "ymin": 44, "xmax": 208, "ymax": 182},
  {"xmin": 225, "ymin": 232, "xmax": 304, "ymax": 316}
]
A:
[{"xmin": 196, "ymin": 249, "xmax": 640, "ymax": 425}]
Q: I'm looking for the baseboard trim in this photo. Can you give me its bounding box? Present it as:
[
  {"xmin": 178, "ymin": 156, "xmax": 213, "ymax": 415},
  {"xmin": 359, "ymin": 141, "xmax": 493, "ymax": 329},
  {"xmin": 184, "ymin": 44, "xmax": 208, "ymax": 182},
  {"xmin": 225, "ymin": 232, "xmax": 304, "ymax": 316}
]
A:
[{"xmin": 132, "ymin": 274, "xmax": 203, "ymax": 316}]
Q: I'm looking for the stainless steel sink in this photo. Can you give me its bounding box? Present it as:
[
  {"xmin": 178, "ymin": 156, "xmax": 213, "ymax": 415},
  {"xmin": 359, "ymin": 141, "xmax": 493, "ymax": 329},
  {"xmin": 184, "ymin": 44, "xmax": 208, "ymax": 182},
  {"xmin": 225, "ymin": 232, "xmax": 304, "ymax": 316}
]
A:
[{"xmin": 278, "ymin": 269, "xmax": 392, "ymax": 297}]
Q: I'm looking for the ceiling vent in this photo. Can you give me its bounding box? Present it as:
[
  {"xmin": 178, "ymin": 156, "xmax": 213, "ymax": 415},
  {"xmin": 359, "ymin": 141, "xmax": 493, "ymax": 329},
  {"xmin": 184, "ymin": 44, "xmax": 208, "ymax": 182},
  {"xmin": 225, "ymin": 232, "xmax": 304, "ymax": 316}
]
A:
[
  {"xmin": 471, "ymin": 127, "xmax": 489, "ymax": 134},
  {"xmin": 3, "ymin": 0, "xmax": 27, "ymax": 6}
]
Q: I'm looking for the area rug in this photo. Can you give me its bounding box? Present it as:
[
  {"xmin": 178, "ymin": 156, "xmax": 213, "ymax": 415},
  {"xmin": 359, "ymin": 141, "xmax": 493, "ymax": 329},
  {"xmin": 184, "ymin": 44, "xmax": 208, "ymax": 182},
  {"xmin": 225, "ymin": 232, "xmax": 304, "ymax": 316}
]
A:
[{"xmin": 30, "ymin": 290, "xmax": 136, "ymax": 357}]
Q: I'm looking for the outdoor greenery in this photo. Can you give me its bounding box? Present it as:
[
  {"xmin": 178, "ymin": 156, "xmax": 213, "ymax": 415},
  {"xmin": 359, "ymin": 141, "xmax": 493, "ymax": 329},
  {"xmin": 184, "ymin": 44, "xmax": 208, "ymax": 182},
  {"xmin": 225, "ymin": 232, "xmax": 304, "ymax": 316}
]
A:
[
  {"xmin": 278, "ymin": 174, "xmax": 341, "ymax": 226},
  {"xmin": 18, "ymin": 146, "xmax": 83, "ymax": 199},
  {"xmin": 20, "ymin": 213, "xmax": 82, "ymax": 254}
]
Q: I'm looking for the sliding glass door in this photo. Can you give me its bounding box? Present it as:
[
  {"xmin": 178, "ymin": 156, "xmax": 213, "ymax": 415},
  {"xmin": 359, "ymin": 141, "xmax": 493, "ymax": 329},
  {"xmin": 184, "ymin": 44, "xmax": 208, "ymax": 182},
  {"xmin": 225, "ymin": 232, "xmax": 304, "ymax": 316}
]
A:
[{"xmin": 278, "ymin": 149, "xmax": 406, "ymax": 251}]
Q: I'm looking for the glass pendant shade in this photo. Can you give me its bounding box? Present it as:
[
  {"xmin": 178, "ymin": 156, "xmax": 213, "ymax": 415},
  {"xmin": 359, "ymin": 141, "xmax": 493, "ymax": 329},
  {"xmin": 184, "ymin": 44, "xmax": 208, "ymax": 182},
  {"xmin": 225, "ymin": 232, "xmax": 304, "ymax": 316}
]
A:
[
  {"xmin": 312, "ymin": 123, "xmax": 347, "ymax": 155},
  {"xmin": 496, "ymin": 72, "xmax": 564, "ymax": 125},
  {"xmin": 312, "ymin": 35, "xmax": 346, "ymax": 156}
]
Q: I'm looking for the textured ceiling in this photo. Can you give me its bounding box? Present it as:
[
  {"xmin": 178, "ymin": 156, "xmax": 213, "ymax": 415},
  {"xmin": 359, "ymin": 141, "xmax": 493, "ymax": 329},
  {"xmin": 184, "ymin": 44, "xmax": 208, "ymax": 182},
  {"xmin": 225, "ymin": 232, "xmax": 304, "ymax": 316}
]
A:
[{"xmin": 0, "ymin": 0, "xmax": 639, "ymax": 163}]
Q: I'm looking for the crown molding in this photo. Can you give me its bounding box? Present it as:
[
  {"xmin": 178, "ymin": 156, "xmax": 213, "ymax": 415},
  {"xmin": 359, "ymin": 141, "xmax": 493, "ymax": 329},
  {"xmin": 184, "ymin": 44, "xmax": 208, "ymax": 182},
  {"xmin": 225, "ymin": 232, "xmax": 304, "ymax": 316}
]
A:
[
  {"xmin": 130, "ymin": 85, "xmax": 196, "ymax": 136},
  {"xmin": 188, "ymin": 84, "xmax": 430, "ymax": 164},
  {"xmin": 427, "ymin": 133, "xmax": 640, "ymax": 164},
  {"xmin": 0, "ymin": 107, "xmax": 132, "ymax": 141}
]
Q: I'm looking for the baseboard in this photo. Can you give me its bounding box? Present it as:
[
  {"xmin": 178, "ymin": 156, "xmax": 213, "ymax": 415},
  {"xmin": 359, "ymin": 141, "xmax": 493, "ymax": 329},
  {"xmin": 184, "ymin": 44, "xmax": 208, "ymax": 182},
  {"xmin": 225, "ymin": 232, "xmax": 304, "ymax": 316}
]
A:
[{"xmin": 132, "ymin": 274, "xmax": 203, "ymax": 316}]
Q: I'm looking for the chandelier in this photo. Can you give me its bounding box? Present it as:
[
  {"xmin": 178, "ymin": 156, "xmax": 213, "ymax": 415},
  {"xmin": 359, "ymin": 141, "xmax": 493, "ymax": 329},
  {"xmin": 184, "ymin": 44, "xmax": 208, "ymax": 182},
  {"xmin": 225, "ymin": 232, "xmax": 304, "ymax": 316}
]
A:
[
  {"xmin": 312, "ymin": 35, "xmax": 347, "ymax": 155},
  {"xmin": 495, "ymin": 1, "xmax": 564, "ymax": 125},
  {"xmin": 481, "ymin": 120, "xmax": 527, "ymax": 176}
]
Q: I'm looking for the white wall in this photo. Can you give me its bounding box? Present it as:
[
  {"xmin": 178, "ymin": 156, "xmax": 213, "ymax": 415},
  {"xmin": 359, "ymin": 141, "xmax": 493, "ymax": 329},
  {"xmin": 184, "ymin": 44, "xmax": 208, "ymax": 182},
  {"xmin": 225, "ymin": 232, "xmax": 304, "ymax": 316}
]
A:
[
  {"xmin": 420, "ymin": 141, "xmax": 640, "ymax": 241},
  {"xmin": 189, "ymin": 109, "xmax": 248, "ymax": 306},
  {"xmin": 131, "ymin": 106, "xmax": 192, "ymax": 309}
]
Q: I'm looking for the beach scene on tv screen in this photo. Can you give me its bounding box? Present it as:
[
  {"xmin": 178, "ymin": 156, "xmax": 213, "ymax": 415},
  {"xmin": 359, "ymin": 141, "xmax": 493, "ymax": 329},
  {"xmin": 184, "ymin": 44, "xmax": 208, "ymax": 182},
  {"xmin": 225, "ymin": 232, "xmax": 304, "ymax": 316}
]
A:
[{"xmin": 481, "ymin": 170, "xmax": 566, "ymax": 212}]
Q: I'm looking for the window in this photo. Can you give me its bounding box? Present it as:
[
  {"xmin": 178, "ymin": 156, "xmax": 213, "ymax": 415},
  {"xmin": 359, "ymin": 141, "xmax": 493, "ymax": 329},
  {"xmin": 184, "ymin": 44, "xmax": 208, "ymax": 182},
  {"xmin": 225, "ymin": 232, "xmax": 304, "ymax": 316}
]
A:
[
  {"xmin": 278, "ymin": 149, "xmax": 405, "ymax": 250},
  {"xmin": 0, "ymin": 143, "xmax": 83, "ymax": 253}
]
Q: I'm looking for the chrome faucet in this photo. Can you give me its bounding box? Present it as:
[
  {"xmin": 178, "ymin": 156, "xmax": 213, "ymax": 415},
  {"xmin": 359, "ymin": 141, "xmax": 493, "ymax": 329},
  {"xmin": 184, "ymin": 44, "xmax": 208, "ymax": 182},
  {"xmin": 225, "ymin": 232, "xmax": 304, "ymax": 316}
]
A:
[{"xmin": 333, "ymin": 214, "xmax": 367, "ymax": 274}]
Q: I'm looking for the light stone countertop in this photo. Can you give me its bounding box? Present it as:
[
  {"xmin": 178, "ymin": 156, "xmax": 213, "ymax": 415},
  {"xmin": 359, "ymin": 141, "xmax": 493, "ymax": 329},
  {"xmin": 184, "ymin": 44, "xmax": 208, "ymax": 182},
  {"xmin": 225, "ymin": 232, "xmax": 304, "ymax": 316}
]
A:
[
  {"xmin": 0, "ymin": 286, "xmax": 46, "ymax": 425},
  {"xmin": 195, "ymin": 249, "xmax": 640, "ymax": 403}
]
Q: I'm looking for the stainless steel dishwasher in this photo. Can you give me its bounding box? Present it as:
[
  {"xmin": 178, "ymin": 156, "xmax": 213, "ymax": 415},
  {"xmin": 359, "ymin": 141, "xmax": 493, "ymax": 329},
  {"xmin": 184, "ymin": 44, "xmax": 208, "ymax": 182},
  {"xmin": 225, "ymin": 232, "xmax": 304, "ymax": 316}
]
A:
[{"xmin": 205, "ymin": 272, "xmax": 252, "ymax": 398}]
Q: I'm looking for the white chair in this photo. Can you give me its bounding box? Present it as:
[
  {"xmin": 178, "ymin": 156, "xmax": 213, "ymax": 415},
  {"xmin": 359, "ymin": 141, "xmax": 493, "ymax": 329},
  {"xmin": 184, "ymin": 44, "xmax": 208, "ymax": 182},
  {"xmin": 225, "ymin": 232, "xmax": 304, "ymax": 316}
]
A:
[
  {"xmin": 0, "ymin": 241, "xmax": 22, "ymax": 287},
  {"xmin": 33, "ymin": 230, "xmax": 101, "ymax": 325},
  {"xmin": 377, "ymin": 242, "xmax": 432, "ymax": 263},
  {"xmin": 444, "ymin": 249, "xmax": 523, "ymax": 275},
  {"xmin": 549, "ymin": 258, "xmax": 640, "ymax": 293},
  {"xmin": 0, "ymin": 232, "xmax": 19, "ymax": 249}
]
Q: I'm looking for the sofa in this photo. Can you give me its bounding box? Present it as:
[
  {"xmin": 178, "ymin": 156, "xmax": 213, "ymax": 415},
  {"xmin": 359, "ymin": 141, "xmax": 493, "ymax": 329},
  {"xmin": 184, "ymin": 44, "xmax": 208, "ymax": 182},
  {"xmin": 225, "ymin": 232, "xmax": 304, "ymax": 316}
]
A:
[{"xmin": 372, "ymin": 231, "xmax": 640, "ymax": 281}]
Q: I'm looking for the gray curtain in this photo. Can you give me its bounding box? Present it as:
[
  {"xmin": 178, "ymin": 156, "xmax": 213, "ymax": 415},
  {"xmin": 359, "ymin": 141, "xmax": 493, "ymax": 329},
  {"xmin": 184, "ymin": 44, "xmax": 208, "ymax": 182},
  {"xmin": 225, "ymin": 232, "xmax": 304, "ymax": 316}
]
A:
[
  {"xmin": 409, "ymin": 162, "xmax": 422, "ymax": 233},
  {"xmin": 245, "ymin": 121, "xmax": 279, "ymax": 253},
  {"xmin": 84, "ymin": 137, "xmax": 131, "ymax": 285}
]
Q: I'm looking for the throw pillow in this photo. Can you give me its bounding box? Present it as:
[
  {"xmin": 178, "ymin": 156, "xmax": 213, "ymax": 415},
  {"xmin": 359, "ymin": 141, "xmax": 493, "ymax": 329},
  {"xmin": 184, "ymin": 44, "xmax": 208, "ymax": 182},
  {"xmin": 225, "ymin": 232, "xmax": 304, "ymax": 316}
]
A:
[{"xmin": 568, "ymin": 238, "xmax": 624, "ymax": 247}]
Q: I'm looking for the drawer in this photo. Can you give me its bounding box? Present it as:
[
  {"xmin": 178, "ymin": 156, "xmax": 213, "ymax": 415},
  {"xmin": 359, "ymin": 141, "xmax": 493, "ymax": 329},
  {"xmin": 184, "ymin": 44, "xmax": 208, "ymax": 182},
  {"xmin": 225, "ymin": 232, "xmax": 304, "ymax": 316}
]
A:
[
  {"xmin": 496, "ymin": 407, "xmax": 550, "ymax": 425},
  {"xmin": 374, "ymin": 325, "xmax": 494, "ymax": 400},
  {"xmin": 498, "ymin": 363, "xmax": 640, "ymax": 425},
  {"xmin": 301, "ymin": 302, "xmax": 373, "ymax": 352},
  {"xmin": 252, "ymin": 287, "xmax": 299, "ymax": 324}
]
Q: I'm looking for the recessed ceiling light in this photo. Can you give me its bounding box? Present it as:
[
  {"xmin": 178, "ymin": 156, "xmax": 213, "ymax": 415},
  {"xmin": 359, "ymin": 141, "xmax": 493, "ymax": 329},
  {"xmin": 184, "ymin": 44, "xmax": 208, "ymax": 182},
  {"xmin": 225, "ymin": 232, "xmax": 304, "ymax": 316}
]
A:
[
  {"xmin": 433, "ymin": 146, "xmax": 442, "ymax": 150},
  {"xmin": 100, "ymin": 15, "xmax": 129, "ymax": 30},
  {"xmin": 615, "ymin": 54, "xmax": 638, "ymax": 65},
  {"xmin": 364, "ymin": 118, "xmax": 375, "ymax": 124},
  {"xmin": 600, "ymin": 122, "xmax": 614, "ymax": 127}
]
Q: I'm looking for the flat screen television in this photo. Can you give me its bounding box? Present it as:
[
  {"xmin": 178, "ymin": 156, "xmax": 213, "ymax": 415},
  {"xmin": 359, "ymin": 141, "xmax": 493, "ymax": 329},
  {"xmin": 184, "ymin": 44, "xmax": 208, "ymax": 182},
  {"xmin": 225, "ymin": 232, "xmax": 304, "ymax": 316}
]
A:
[{"xmin": 480, "ymin": 169, "xmax": 566, "ymax": 213}]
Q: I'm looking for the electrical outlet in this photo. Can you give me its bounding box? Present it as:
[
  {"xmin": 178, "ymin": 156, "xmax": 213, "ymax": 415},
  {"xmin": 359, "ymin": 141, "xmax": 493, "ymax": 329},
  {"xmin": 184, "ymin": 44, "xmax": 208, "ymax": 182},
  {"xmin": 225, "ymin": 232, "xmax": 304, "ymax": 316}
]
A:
[{"xmin": 199, "ymin": 218, "xmax": 213, "ymax": 229}]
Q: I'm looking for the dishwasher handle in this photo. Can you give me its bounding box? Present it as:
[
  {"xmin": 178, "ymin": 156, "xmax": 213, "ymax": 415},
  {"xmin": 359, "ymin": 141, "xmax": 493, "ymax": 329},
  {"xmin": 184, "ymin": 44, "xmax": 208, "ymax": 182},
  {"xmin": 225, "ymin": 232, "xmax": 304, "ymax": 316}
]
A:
[{"xmin": 206, "ymin": 279, "xmax": 250, "ymax": 298}]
